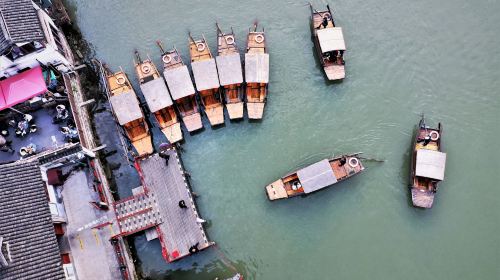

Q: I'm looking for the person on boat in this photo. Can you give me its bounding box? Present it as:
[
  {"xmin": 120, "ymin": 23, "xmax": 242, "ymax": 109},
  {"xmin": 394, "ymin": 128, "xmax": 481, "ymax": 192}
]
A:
[
  {"xmin": 339, "ymin": 156, "xmax": 347, "ymax": 166},
  {"xmin": 178, "ymin": 200, "xmax": 187, "ymax": 209},
  {"xmin": 318, "ymin": 16, "xmax": 329, "ymax": 29},
  {"xmin": 0, "ymin": 135, "xmax": 14, "ymax": 153},
  {"xmin": 423, "ymin": 135, "xmax": 431, "ymax": 146},
  {"xmin": 159, "ymin": 151, "xmax": 170, "ymax": 166}
]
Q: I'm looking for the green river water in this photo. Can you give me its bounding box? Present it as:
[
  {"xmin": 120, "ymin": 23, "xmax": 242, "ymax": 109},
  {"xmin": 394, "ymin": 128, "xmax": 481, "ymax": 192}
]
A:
[{"xmin": 65, "ymin": 0, "xmax": 499, "ymax": 279}]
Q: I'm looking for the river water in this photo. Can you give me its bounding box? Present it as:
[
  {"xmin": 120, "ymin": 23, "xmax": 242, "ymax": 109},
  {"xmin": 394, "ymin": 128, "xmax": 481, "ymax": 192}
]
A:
[{"xmin": 65, "ymin": 0, "xmax": 499, "ymax": 279}]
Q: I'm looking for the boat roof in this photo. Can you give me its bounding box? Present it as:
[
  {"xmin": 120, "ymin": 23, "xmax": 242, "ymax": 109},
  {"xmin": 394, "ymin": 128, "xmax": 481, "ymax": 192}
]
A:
[
  {"xmin": 163, "ymin": 65, "xmax": 195, "ymax": 100},
  {"xmin": 140, "ymin": 78, "xmax": 173, "ymax": 112},
  {"xmin": 191, "ymin": 59, "xmax": 220, "ymax": 91},
  {"xmin": 297, "ymin": 159, "xmax": 337, "ymax": 194},
  {"xmin": 415, "ymin": 149, "xmax": 447, "ymax": 181},
  {"xmin": 317, "ymin": 27, "xmax": 346, "ymax": 52},
  {"xmin": 215, "ymin": 53, "xmax": 243, "ymax": 86},
  {"xmin": 109, "ymin": 90, "xmax": 143, "ymax": 125},
  {"xmin": 245, "ymin": 53, "xmax": 269, "ymax": 83}
]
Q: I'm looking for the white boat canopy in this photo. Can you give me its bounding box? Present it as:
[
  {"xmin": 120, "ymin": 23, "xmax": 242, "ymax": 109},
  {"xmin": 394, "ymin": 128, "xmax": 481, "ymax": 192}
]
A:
[
  {"xmin": 415, "ymin": 149, "xmax": 447, "ymax": 181},
  {"xmin": 140, "ymin": 78, "xmax": 173, "ymax": 113},
  {"xmin": 191, "ymin": 59, "xmax": 220, "ymax": 91},
  {"xmin": 245, "ymin": 53, "xmax": 269, "ymax": 83},
  {"xmin": 317, "ymin": 27, "xmax": 346, "ymax": 53},
  {"xmin": 163, "ymin": 65, "xmax": 195, "ymax": 100},
  {"xmin": 215, "ymin": 53, "xmax": 243, "ymax": 86},
  {"xmin": 297, "ymin": 159, "xmax": 337, "ymax": 194},
  {"xmin": 109, "ymin": 90, "xmax": 143, "ymax": 125}
]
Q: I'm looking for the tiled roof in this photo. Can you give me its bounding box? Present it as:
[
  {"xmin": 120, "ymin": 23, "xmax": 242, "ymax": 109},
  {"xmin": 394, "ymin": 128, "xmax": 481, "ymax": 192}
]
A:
[
  {"xmin": 0, "ymin": 161, "xmax": 65, "ymax": 280},
  {"xmin": 0, "ymin": 0, "xmax": 45, "ymax": 54}
]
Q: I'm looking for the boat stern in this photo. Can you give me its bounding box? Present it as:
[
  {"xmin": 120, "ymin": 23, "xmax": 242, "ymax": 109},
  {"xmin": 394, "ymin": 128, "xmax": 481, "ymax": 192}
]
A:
[
  {"xmin": 325, "ymin": 65, "xmax": 345, "ymax": 80},
  {"xmin": 226, "ymin": 102, "xmax": 244, "ymax": 120},
  {"xmin": 162, "ymin": 122, "xmax": 183, "ymax": 144},
  {"xmin": 265, "ymin": 179, "xmax": 288, "ymax": 201},
  {"xmin": 247, "ymin": 102, "xmax": 265, "ymax": 119},
  {"xmin": 205, "ymin": 104, "xmax": 225, "ymax": 126},
  {"xmin": 411, "ymin": 188, "xmax": 435, "ymax": 208},
  {"xmin": 182, "ymin": 112, "xmax": 203, "ymax": 132},
  {"xmin": 133, "ymin": 136, "xmax": 154, "ymax": 157}
]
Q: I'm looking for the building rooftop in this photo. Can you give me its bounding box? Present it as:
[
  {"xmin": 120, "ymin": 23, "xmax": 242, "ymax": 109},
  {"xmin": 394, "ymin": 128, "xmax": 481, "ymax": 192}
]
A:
[
  {"xmin": 0, "ymin": 0, "xmax": 45, "ymax": 54},
  {"xmin": 0, "ymin": 161, "xmax": 65, "ymax": 280}
]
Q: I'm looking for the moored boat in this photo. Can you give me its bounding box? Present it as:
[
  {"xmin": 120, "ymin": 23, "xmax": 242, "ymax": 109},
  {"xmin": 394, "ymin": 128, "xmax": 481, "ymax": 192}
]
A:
[
  {"xmin": 215, "ymin": 23, "xmax": 244, "ymax": 120},
  {"xmin": 105, "ymin": 68, "xmax": 153, "ymax": 157},
  {"xmin": 245, "ymin": 24, "xmax": 269, "ymax": 119},
  {"xmin": 133, "ymin": 51, "xmax": 183, "ymax": 143},
  {"xmin": 157, "ymin": 41, "xmax": 203, "ymax": 132},
  {"xmin": 265, "ymin": 154, "xmax": 364, "ymax": 201},
  {"xmin": 189, "ymin": 34, "xmax": 225, "ymax": 126},
  {"xmin": 310, "ymin": 4, "xmax": 346, "ymax": 80},
  {"xmin": 410, "ymin": 117, "xmax": 447, "ymax": 208}
]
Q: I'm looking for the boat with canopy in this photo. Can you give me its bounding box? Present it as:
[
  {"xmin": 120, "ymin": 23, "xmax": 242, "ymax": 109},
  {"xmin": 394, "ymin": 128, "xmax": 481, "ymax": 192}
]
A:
[
  {"xmin": 265, "ymin": 154, "xmax": 364, "ymax": 201},
  {"xmin": 410, "ymin": 116, "xmax": 446, "ymax": 208},
  {"xmin": 157, "ymin": 41, "xmax": 203, "ymax": 132},
  {"xmin": 245, "ymin": 23, "xmax": 269, "ymax": 119},
  {"xmin": 133, "ymin": 51, "xmax": 183, "ymax": 143}
]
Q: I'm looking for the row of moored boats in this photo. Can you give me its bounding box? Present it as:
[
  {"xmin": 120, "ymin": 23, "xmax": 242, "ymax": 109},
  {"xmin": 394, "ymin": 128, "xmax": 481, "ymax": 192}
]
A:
[{"xmin": 104, "ymin": 24, "xmax": 270, "ymax": 156}]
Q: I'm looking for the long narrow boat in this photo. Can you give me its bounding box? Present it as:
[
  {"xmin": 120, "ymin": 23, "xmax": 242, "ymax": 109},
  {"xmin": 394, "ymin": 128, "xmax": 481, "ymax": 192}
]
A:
[
  {"xmin": 265, "ymin": 154, "xmax": 364, "ymax": 201},
  {"xmin": 105, "ymin": 68, "xmax": 153, "ymax": 157},
  {"xmin": 157, "ymin": 41, "xmax": 203, "ymax": 132},
  {"xmin": 189, "ymin": 34, "xmax": 225, "ymax": 126},
  {"xmin": 310, "ymin": 4, "xmax": 346, "ymax": 80},
  {"xmin": 133, "ymin": 51, "xmax": 183, "ymax": 143},
  {"xmin": 245, "ymin": 24, "xmax": 269, "ymax": 119},
  {"xmin": 215, "ymin": 23, "xmax": 244, "ymax": 120},
  {"xmin": 410, "ymin": 117, "xmax": 447, "ymax": 208}
]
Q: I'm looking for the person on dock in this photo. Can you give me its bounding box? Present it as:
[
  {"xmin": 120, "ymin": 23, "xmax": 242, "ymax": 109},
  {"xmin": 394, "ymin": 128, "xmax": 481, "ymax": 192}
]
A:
[
  {"xmin": 0, "ymin": 135, "xmax": 14, "ymax": 153},
  {"xmin": 178, "ymin": 200, "xmax": 187, "ymax": 209},
  {"xmin": 189, "ymin": 243, "xmax": 199, "ymax": 254},
  {"xmin": 159, "ymin": 151, "xmax": 170, "ymax": 166}
]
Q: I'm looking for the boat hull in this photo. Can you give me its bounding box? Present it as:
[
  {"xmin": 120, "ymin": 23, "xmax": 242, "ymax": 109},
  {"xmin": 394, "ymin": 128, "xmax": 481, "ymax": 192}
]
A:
[
  {"xmin": 132, "ymin": 136, "xmax": 154, "ymax": 157},
  {"xmin": 182, "ymin": 112, "xmax": 203, "ymax": 132},
  {"xmin": 205, "ymin": 104, "xmax": 225, "ymax": 126},
  {"xmin": 161, "ymin": 122, "xmax": 183, "ymax": 144},
  {"xmin": 247, "ymin": 102, "xmax": 265, "ymax": 119},
  {"xmin": 265, "ymin": 179, "xmax": 288, "ymax": 200},
  {"xmin": 226, "ymin": 102, "xmax": 244, "ymax": 119}
]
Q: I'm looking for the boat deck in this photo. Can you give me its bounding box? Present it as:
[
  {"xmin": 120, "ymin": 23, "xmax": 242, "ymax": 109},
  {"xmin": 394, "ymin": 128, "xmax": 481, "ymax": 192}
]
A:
[
  {"xmin": 330, "ymin": 158, "xmax": 363, "ymax": 180},
  {"xmin": 136, "ymin": 149, "xmax": 212, "ymax": 261},
  {"xmin": 312, "ymin": 12, "xmax": 334, "ymax": 29}
]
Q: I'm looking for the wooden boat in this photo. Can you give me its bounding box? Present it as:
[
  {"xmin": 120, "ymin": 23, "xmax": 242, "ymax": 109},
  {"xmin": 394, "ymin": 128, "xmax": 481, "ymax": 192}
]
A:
[
  {"xmin": 215, "ymin": 23, "xmax": 244, "ymax": 120},
  {"xmin": 245, "ymin": 24, "xmax": 269, "ymax": 119},
  {"xmin": 133, "ymin": 51, "xmax": 183, "ymax": 144},
  {"xmin": 310, "ymin": 4, "xmax": 346, "ymax": 80},
  {"xmin": 189, "ymin": 34, "xmax": 225, "ymax": 126},
  {"xmin": 157, "ymin": 41, "xmax": 203, "ymax": 132},
  {"xmin": 410, "ymin": 117, "xmax": 446, "ymax": 208},
  {"xmin": 105, "ymin": 68, "xmax": 153, "ymax": 157},
  {"xmin": 265, "ymin": 154, "xmax": 364, "ymax": 201}
]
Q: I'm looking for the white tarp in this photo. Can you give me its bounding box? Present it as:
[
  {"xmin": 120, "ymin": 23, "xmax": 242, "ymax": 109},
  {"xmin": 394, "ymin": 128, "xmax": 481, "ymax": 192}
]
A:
[
  {"xmin": 415, "ymin": 149, "xmax": 447, "ymax": 181},
  {"xmin": 244, "ymin": 53, "xmax": 269, "ymax": 83},
  {"xmin": 216, "ymin": 54, "xmax": 243, "ymax": 86},
  {"xmin": 317, "ymin": 27, "xmax": 346, "ymax": 52},
  {"xmin": 297, "ymin": 159, "xmax": 337, "ymax": 194},
  {"xmin": 163, "ymin": 66, "xmax": 195, "ymax": 100},
  {"xmin": 109, "ymin": 90, "xmax": 143, "ymax": 125},
  {"xmin": 140, "ymin": 78, "xmax": 173, "ymax": 112}
]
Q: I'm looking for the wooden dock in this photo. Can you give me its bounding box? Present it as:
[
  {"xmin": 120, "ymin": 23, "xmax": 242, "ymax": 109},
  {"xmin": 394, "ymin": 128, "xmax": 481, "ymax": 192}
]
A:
[{"xmin": 134, "ymin": 149, "xmax": 213, "ymax": 261}]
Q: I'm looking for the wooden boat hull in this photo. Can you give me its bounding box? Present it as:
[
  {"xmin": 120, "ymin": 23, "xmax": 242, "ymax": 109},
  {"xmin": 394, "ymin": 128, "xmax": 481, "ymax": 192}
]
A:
[
  {"xmin": 132, "ymin": 136, "xmax": 154, "ymax": 157},
  {"xmin": 161, "ymin": 122, "xmax": 183, "ymax": 144},
  {"xmin": 226, "ymin": 102, "xmax": 244, "ymax": 119},
  {"xmin": 205, "ymin": 104, "xmax": 225, "ymax": 126},
  {"xmin": 325, "ymin": 65, "xmax": 345, "ymax": 80},
  {"xmin": 247, "ymin": 102, "xmax": 265, "ymax": 119},
  {"xmin": 182, "ymin": 112, "xmax": 203, "ymax": 132}
]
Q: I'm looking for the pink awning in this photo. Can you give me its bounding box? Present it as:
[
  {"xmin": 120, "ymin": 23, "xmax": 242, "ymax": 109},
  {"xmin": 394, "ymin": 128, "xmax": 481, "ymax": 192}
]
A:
[{"xmin": 0, "ymin": 66, "xmax": 47, "ymax": 111}]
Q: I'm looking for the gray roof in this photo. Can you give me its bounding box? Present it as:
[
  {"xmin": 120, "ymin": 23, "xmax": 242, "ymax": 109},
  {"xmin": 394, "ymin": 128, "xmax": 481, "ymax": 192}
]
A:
[
  {"xmin": 245, "ymin": 53, "xmax": 269, "ymax": 83},
  {"xmin": 215, "ymin": 53, "xmax": 243, "ymax": 86},
  {"xmin": 297, "ymin": 159, "xmax": 337, "ymax": 194},
  {"xmin": 191, "ymin": 59, "xmax": 220, "ymax": 91},
  {"xmin": 140, "ymin": 78, "xmax": 173, "ymax": 113},
  {"xmin": 163, "ymin": 66, "xmax": 195, "ymax": 100},
  {"xmin": 109, "ymin": 90, "xmax": 143, "ymax": 125},
  {"xmin": 0, "ymin": 0, "xmax": 45, "ymax": 54},
  {"xmin": 0, "ymin": 161, "xmax": 65, "ymax": 280},
  {"xmin": 415, "ymin": 149, "xmax": 447, "ymax": 181},
  {"xmin": 317, "ymin": 27, "xmax": 346, "ymax": 52}
]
